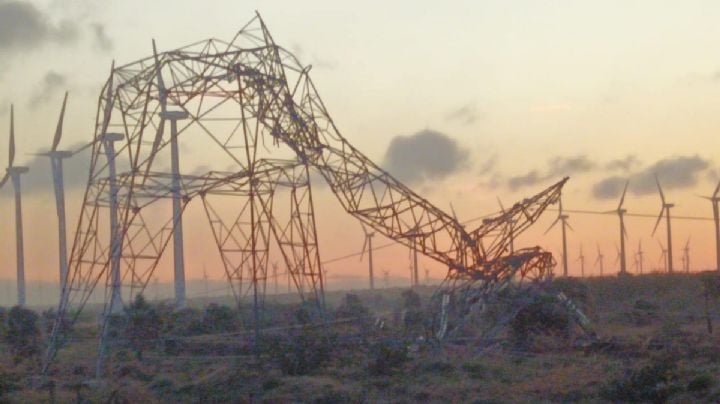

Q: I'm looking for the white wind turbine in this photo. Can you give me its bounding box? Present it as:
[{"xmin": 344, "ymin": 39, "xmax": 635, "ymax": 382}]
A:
[
  {"xmin": 699, "ymin": 180, "xmax": 720, "ymax": 272},
  {"xmin": 657, "ymin": 240, "xmax": 668, "ymax": 273},
  {"xmin": 636, "ymin": 240, "xmax": 644, "ymax": 274},
  {"xmin": 595, "ymin": 244, "xmax": 604, "ymax": 276},
  {"xmin": 577, "ymin": 244, "xmax": 585, "ymax": 278},
  {"xmin": 652, "ymin": 176, "xmax": 674, "ymax": 273},
  {"xmin": 545, "ymin": 197, "xmax": 572, "ymax": 277},
  {"xmin": 1, "ymin": 105, "xmax": 29, "ymax": 306},
  {"xmin": 607, "ymin": 181, "xmax": 630, "ymax": 275},
  {"xmin": 359, "ymin": 223, "xmax": 375, "ymax": 290},
  {"xmin": 37, "ymin": 92, "xmax": 74, "ymax": 305},
  {"xmin": 151, "ymin": 40, "xmax": 190, "ymax": 309}
]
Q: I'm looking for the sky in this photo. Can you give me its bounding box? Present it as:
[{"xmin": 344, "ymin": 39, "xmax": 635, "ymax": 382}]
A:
[{"xmin": 2, "ymin": 1, "xmax": 720, "ymax": 301}]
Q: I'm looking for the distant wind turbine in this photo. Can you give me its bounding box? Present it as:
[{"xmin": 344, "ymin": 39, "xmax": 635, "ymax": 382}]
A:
[
  {"xmin": 577, "ymin": 244, "xmax": 585, "ymax": 278},
  {"xmin": 657, "ymin": 240, "xmax": 668, "ymax": 273},
  {"xmin": 595, "ymin": 244, "xmax": 604, "ymax": 276},
  {"xmin": 699, "ymin": 180, "xmax": 720, "ymax": 272},
  {"xmin": 636, "ymin": 240, "xmax": 644, "ymax": 274},
  {"xmin": 545, "ymin": 197, "xmax": 572, "ymax": 277},
  {"xmin": 1, "ymin": 105, "xmax": 29, "ymax": 306},
  {"xmin": 606, "ymin": 181, "xmax": 630, "ymax": 275},
  {"xmin": 681, "ymin": 237, "xmax": 691, "ymax": 273},
  {"xmin": 652, "ymin": 176, "xmax": 674, "ymax": 273},
  {"xmin": 359, "ymin": 223, "xmax": 375, "ymax": 290}
]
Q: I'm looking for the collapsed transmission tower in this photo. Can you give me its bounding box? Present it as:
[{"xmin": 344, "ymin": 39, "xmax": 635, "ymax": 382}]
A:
[{"xmin": 45, "ymin": 13, "xmax": 567, "ymax": 374}]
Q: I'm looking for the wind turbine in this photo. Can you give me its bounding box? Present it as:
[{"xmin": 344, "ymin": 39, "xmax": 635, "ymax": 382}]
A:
[
  {"xmin": 682, "ymin": 237, "xmax": 691, "ymax": 273},
  {"xmin": 1, "ymin": 105, "xmax": 29, "ymax": 306},
  {"xmin": 657, "ymin": 240, "xmax": 668, "ymax": 273},
  {"xmin": 595, "ymin": 244, "xmax": 604, "ymax": 276},
  {"xmin": 152, "ymin": 40, "xmax": 190, "ymax": 309},
  {"xmin": 545, "ymin": 197, "xmax": 572, "ymax": 277},
  {"xmin": 359, "ymin": 223, "xmax": 375, "ymax": 290},
  {"xmin": 382, "ymin": 269, "xmax": 390, "ymax": 288},
  {"xmin": 699, "ymin": 180, "xmax": 720, "ymax": 272},
  {"xmin": 577, "ymin": 245, "xmax": 585, "ymax": 278},
  {"xmin": 37, "ymin": 92, "xmax": 74, "ymax": 305},
  {"xmin": 636, "ymin": 240, "xmax": 644, "ymax": 274},
  {"xmin": 607, "ymin": 181, "xmax": 630, "ymax": 275},
  {"xmin": 652, "ymin": 176, "xmax": 674, "ymax": 273}
]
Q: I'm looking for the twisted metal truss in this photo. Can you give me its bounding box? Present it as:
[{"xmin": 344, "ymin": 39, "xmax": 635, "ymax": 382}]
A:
[{"xmin": 45, "ymin": 13, "xmax": 567, "ymax": 372}]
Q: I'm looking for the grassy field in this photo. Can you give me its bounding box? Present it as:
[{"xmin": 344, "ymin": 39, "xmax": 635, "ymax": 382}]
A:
[{"xmin": 2, "ymin": 272, "xmax": 720, "ymax": 403}]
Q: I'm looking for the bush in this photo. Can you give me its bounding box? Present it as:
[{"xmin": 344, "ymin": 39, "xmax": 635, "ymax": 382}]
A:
[
  {"xmin": 401, "ymin": 290, "xmax": 425, "ymax": 335},
  {"xmin": 335, "ymin": 294, "xmax": 370, "ymax": 322},
  {"xmin": 3, "ymin": 306, "xmax": 41, "ymax": 365},
  {"xmin": 509, "ymin": 295, "xmax": 571, "ymax": 348},
  {"xmin": 368, "ymin": 339, "xmax": 408, "ymax": 376},
  {"xmin": 599, "ymin": 357, "xmax": 683, "ymax": 402},
  {"xmin": 266, "ymin": 330, "xmax": 335, "ymax": 376},
  {"xmin": 123, "ymin": 294, "xmax": 162, "ymax": 361},
  {"xmin": 202, "ymin": 303, "xmax": 239, "ymax": 334}
]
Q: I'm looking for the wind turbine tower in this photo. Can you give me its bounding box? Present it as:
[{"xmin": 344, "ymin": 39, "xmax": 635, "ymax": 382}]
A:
[
  {"xmin": 652, "ymin": 176, "xmax": 674, "ymax": 273},
  {"xmin": 360, "ymin": 224, "xmax": 375, "ymax": 290},
  {"xmin": 657, "ymin": 240, "xmax": 668, "ymax": 272},
  {"xmin": 682, "ymin": 238, "xmax": 690, "ymax": 273},
  {"xmin": 545, "ymin": 197, "xmax": 572, "ymax": 277},
  {"xmin": 637, "ymin": 241, "xmax": 644, "ymax": 274},
  {"xmin": 1, "ymin": 105, "xmax": 29, "ymax": 306},
  {"xmin": 700, "ymin": 180, "xmax": 720, "ymax": 272}
]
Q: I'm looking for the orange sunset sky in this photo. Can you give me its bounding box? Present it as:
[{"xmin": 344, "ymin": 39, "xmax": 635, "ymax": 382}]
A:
[{"xmin": 2, "ymin": 1, "xmax": 720, "ymax": 296}]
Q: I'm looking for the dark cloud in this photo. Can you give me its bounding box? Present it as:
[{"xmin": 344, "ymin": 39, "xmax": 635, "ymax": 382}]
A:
[
  {"xmin": 605, "ymin": 155, "xmax": 640, "ymax": 172},
  {"xmin": 591, "ymin": 176, "xmax": 627, "ymax": 199},
  {"xmin": 547, "ymin": 155, "xmax": 595, "ymax": 177},
  {"xmin": 508, "ymin": 155, "xmax": 595, "ymax": 190},
  {"xmin": 591, "ymin": 155, "xmax": 710, "ymax": 199},
  {"xmin": 0, "ymin": 142, "xmax": 90, "ymax": 196},
  {"xmin": 0, "ymin": 0, "xmax": 78, "ymax": 52},
  {"xmin": 508, "ymin": 170, "xmax": 542, "ymax": 191},
  {"xmin": 446, "ymin": 103, "xmax": 479, "ymax": 126},
  {"xmin": 28, "ymin": 71, "xmax": 67, "ymax": 107},
  {"xmin": 382, "ymin": 129, "xmax": 469, "ymax": 184},
  {"xmin": 91, "ymin": 23, "xmax": 113, "ymax": 51}
]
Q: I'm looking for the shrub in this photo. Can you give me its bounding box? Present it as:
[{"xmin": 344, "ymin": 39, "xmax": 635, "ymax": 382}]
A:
[
  {"xmin": 401, "ymin": 289, "xmax": 425, "ymax": 335},
  {"xmin": 509, "ymin": 295, "xmax": 570, "ymax": 348},
  {"xmin": 599, "ymin": 357, "xmax": 682, "ymax": 402},
  {"xmin": 3, "ymin": 306, "xmax": 41, "ymax": 365},
  {"xmin": 202, "ymin": 303, "xmax": 238, "ymax": 334},
  {"xmin": 266, "ymin": 330, "xmax": 334, "ymax": 376},
  {"xmin": 123, "ymin": 294, "xmax": 162, "ymax": 361},
  {"xmin": 368, "ymin": 339, "xmax": 408, "ymax": 376}
]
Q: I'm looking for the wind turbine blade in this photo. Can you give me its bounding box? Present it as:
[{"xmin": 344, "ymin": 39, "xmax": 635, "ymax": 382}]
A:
[
  {"xmin": 9, "ymin": 104, "xmax": 15, "ymax": 166},
  {"xmin": 450, "ymin": 202, "xmax": 459, "ymax": 221},
  {"xmin": 0, "ymin": 173, "xmax": 8, "ymax": 188},
  {"xmin": 714, "ymin": 180, "xmax": 720, "ymax": 199},
  {"xmin": 496, "ymin": 197, "xmax": 506, "ymax": 214},
  {"xmin": 70, "ymin": 139, "xmax": 95, "ymax": 156},
  {"xmin": 100, "ymin": 61, "xmax": 115, "ymax": 135},
  {"xmin": 52, "ymin": 91, "xmax": 68, "ymax": 152},
  {"xmin": 623, "ymin": 224, "xmax": 629, "ymax": 240},
  {"xmin": 152, "ymin": 39, "xmax": 168, "ymax": 113},
  {"xmin": 655, "ymin": 174, "xmax": 665, "ymax": 203},
  {"xmin": 565, "ymin": 220, "xmax": 574, "ymax": 232},
  {"xmin": 618, "ymin": 180, "xmax": 629, "ymax": 209},
  {"xmin": 651, "ymin": 207, "xmax": 664, "ymax": 236},
  {"xmin": 558, "ymin": 197, "xmax": 564, "ymax": 215},
  {"xmin": 544, "ymin": 217, "xmax": 560, "ymax": 235}
]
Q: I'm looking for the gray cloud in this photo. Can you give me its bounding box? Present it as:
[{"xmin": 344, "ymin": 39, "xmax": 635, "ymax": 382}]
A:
[
  {"xmin": 446, "ymin": 103, "xmax": 479, "ymax": 126},
  {"xmin": 28, "ymin": 71, "xmax": 67, "ymax": 107},
  {"xmin": 591, "ymin": 176, "xmax": 627, "ymax": 199},
  {"xmin": 592, "ymin": 155, "xmax": 711, "ymax": 199},
  {"xmin": 508, "ymin": 155, "xmax": 595, "ymax": 190},
  {"xmin": 0, "ymin": 142, "xmax": 90, "ymax": 196},
  {"xmin": 91, "ymin": 23, "xmax": 113, "ymax": 51},
  {"xmin": 382, "ymin": 129, "xmax": 469, "ymax": 184},
  {"xmin": 0, "ymin": 0, "xmax": 78, "ymax": 52},
  {"xmin": 605, "ymin": 155, "xmax": 640, "ymax": 172}
]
